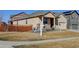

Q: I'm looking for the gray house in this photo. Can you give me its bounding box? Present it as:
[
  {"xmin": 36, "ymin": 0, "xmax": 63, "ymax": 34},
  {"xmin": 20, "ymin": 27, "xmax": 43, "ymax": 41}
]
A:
[{"xmin": 63, "ymin": 10, "xmax": 79, "ymax": 30}]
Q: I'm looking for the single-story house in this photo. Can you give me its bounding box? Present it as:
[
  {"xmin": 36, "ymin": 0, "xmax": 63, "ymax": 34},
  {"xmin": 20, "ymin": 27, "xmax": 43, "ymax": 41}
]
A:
[
  {"xmin": 63, "ymin": 10, "xmax": 79, "ymax": 30},
  {"xmin": 9, "ymin": 11, "xmax": 68, "ymax": 31}
]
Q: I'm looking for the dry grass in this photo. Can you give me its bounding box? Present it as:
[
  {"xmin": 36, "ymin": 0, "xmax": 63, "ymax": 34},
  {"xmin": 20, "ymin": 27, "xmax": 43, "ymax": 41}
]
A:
[
  {"xmin": 42, "ymin": 31, "xmax": 79, "ymax": 39},
  {"xmin": 0, "ymin": 32, "xmax": 41, "ymax": 41},
  {"xmin": 13, "ymin": 38, "xmax": 79, "ymax": 48},
  {"xmin": 0, "ymin": 31, "xmax": 79, "ymax": 41}
]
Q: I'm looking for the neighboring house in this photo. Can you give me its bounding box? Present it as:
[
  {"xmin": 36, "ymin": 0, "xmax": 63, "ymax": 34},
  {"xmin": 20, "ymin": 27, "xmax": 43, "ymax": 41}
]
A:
[
  {"xmin": 0, "ymin": 21, "xmax": 7, "ymax": 31},
  {"xmin": 9, "ymin": 11, "xmax": 67, "ymax": 31},
  {"xmin": 54, "ymin": 13, "xmax": 67, "ymax": 30},
  {"xmin": 63, "ymin": 10, "xmax": 79, "ymax": 30}
]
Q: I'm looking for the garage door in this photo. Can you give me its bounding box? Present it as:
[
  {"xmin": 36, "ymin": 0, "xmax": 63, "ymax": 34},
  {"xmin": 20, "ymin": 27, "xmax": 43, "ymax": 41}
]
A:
[{"xmin": 72, "ymin": 24, "xmax": 78, "ymax": 29}]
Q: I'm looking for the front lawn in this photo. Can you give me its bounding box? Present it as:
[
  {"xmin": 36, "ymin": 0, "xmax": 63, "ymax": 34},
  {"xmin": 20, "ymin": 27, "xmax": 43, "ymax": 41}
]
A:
[
  {"xmin": 0, "ymin": 32, "xmax": 41, "ymax": 41},
  {"xmin": 0, "ymin": 31, "xmax": 79, "ymax": 41},
  {"xmin": 42, "ymin": 31, "xmax": 79, "ymax": 39}
]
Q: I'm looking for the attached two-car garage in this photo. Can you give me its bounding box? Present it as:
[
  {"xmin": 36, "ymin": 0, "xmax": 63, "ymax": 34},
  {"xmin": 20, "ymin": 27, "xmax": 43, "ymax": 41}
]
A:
[{"xmin": 71, "ymin": 24, "xmax": 78, "ymax": 29}]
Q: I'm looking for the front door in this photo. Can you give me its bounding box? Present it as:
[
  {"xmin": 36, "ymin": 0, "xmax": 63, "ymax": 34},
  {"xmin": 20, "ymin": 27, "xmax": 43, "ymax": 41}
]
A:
[{"xmin": 50, "ymin": 18, "xmax": 54, "ymax": 28}]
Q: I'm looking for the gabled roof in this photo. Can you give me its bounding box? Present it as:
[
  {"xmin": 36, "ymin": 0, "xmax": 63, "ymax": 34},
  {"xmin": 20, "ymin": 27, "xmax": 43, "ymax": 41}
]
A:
[
  {"xmin": 12, "ymin": 11, "xmax": 79, "ymax": 21},
  {"xmin": 30, "ymin": 11, "xmax": 47, "ymax": 16},
  {"xmin": 53, "ymin": 12, "xmax": 62, "ymax": 17},
  {"xmin": 10, "ymin": 12, "xmax": 30, "ymax": 21},
  {"xmin": 63, "ymin": 10, "xmax": 79, "ymax": 15},
  {"xmin": 10, "ymin": 11, "xmax": 56, "ymax": 21},
  {"xmin": 11, "ymin": 12, "xmax": 29, "ymax": 18},
  {"xmin": 29, "ymin": 11, "xmax": 55, "ymax": 17},
  {"xmin": 11, "ymin": 11, "xmax": 53, "ymax": 19}
]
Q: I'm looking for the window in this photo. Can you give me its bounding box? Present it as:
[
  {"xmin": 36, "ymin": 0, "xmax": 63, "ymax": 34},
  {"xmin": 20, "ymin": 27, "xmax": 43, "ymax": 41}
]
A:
[
  {"xmin": 55, "ymin": 19, "xmax": 58, "ymax": 25},
  {"xmin": 43, "ymin": 18, "xmax": 48, "ymax": 24},
  {"xmin": 10, "ymin": 21, "xmax": 13, "ymax": 24}
]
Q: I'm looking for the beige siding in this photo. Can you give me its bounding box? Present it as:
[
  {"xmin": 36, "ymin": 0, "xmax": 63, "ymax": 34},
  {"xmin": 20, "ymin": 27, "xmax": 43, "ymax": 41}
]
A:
[
  {"xmin": 18, "ymin": 19, "xmax": 27, "ymax": 25},
  {"xmin": 13, "ymin": 19, "xmax": 30, "ymax": 26},
  {"xmin": 13, "ymin": 19, "xmax": 27, "ymax": 26},
  {"xmin": 57, "ymin": 15, "xmax": 67, "ymax": 30},
  {"xmin": 13, "ymin": 17, "xmax": 41, "ymax": 28},
  {"xmin": 44, "ymin": 13, "xmax": 55, "ymax": 18},
  {"xmin": 27, "ymin": 17, "xmax": 41, "ymax": 28}
]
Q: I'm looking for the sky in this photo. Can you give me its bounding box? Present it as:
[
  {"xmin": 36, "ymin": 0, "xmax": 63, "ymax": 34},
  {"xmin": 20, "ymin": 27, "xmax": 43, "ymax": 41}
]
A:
[{"xmin": 0, "ymin": 10, "xmax": 79, "ymax": 23}]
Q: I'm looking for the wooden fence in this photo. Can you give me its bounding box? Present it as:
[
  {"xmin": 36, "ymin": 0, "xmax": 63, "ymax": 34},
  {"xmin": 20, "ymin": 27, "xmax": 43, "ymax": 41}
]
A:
[
  {"xmin": 8, "ymin": 25, "xmax": 32, "ymax": 32},
  {"xmin": 0, "ymin": 25, "xmax": 32, "ymax": 32},
  {"xmin": 0, "ymin": 24, "xmax": 6, "ymax": 31}
]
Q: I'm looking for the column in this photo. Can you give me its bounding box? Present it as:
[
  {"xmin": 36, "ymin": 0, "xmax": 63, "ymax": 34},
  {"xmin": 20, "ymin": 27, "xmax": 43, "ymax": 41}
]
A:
[
  {"xmin": 40, "ymin": 16, "xmax": 43, "ymax": 36},
  {"xmin": 54, "ymin": 18, "xmax": 55, "ymax": 28}
]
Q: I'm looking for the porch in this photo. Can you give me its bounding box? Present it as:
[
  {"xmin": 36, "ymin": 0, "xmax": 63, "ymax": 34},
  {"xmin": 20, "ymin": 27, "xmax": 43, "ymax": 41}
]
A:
[
  {"xmin": 33, "ymin": 17, "xmax": 59, "ymax": 32},
  {"xmin": 43, "ymin": 17, "xmax": 56, "ymax": 31}
]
